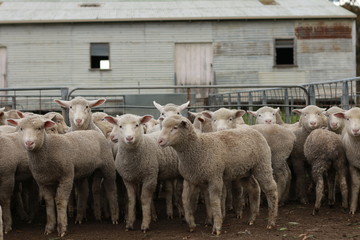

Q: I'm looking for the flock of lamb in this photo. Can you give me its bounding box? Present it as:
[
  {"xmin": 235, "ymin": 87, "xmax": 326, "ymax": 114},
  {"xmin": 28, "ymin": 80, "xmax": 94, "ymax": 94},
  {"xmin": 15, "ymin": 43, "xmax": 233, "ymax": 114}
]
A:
[{"xmin": 0, "ymin": 96, "xmax": 359, "ymax": 238}]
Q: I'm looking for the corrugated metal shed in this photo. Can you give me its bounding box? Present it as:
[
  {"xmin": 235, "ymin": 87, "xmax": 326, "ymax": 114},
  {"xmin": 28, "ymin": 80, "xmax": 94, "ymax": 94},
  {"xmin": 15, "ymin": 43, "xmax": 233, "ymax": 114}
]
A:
[{"xmin": 0, "ymin": 0, "xmax": 355, "ymax": 24}]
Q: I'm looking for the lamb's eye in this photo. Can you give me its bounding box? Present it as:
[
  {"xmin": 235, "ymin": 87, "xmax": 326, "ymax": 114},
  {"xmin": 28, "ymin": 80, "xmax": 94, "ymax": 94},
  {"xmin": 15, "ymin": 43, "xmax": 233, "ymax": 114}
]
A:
[
  {"xmin": 119, "ymin": 125, "xmax": 123, "ymax": 128},
  {"xmin": 258, "ymin": 114, "xmax": 262, "ymax": 117},
  {"xmin": 272, "ymin": 113, "xmax": 275, "ymax": 116},
  {"xmin": 135, "ymin": 124, "xmax": 139, "ymax": 127},
  {"xmin": 20, "ymin": 128, "xmax": 23, "ymax": 131},
  {"xmin": 173, "ymin": 126, "xmax": 178, "ymax": 130},
  {"xmin": 38, "ymin": 127, "xmax": 41, "ymax": 131},
  {"xmin": 346, "ymin": 118, "xmax": 350, "ymax": 121},
  {"xmin": 161, "ymin": 113, "xmax": 165, "ymax": 116},
  {"xmin": 229, "ymin": 118, "xmax": 233, "ymax": 121},
  {"xmin": 177, "ymin": 112, "xmax": 180, "ymax": 115},
  {"xmin": 69, "ymin": 106, "xmax": 73, "ymax": 109}
]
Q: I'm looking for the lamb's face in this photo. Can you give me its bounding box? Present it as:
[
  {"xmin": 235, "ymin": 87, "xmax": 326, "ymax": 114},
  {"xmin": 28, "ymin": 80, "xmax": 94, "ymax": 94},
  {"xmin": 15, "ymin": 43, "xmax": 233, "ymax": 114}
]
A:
[
  {"xmin": 158, "ymin": 115, "xmax": 188, "ymax": 147},
  {"xmin": 11, "ymin": 116, "xmax": 55, "ymax": 151},
  {"xmin": 205, "ymin": 108, "xmax": 243, "ymax": 131},
  {"xmin": 55, "ymin": 97, "xmax": 106, "ymax": 128},
  {"xmin": 336, "ymin": 108, "xmax": 360, "ymax": 137},
  {"xmin": 105, "ymin": 114, "xmax": 152, "ymax": 145},
  {"xmin": 253, "ymin": 107, "xmax": 279, "ymax": 124},
  {"xmin": 153, "ymin": 101, "xmax": 189, "ymax": 120},
  {"xmin": 293, "ymin": 105, "xmax": 326, "ymax": 131},
  {"xmin": 326, "ymin": 107, "xmax": 345, "ymax": 132}
]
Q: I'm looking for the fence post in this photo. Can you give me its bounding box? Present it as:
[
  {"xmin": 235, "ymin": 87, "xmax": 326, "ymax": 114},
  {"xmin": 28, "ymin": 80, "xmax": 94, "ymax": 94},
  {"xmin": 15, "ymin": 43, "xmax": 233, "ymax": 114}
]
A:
[
  {"xmin": 0, "ymin": 205, "xmax": 3, "ymax": 240},
  {"xmin": 248, "ymin": 92, "xmax": 253, "ymax": 124},
  {"xmin": 61, "ymin": 88, "xmax": 69, "ymax": 125},
  {"xmin": 262, "ymin": 90, "xmax": 267, "ymax": 105},
  {"xmin": 308, "ymin": 85, "xmax": 316, "ymax": 105},
  {"xmin": 284, "ymin": 89, "xmax": 290, "ymax": 123},
  {"xmin": 237, "ymin": 92, "xmax": 241, "ymax": 109},
  {"xmin": 342, "ymin": 81, "xmax": 350, "ymax": 110}
]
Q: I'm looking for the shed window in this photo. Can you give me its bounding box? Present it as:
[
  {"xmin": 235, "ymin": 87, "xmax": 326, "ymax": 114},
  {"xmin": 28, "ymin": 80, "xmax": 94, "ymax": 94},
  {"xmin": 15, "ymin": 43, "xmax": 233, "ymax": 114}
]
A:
[
  {"xmin": 274, "ymin": 39, "xmax": 295, "ymax": 66},
  {"xmin": 90, "ymin": 43, "xmax": 110, "ymax": 70}
]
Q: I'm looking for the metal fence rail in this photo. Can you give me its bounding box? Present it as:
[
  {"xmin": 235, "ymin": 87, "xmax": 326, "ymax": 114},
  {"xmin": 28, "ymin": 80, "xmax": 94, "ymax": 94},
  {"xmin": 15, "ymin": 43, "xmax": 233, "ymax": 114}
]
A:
[{"xmin": 0, "ymin": 77, "xmax": 358, "ymax": 124}]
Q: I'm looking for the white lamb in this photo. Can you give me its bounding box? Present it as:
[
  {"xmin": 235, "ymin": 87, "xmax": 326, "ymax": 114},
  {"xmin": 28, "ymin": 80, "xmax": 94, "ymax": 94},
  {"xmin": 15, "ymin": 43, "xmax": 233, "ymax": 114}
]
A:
[{"xmin": 9, "ymin": 116, "xmax": 119, "ymax": 237}]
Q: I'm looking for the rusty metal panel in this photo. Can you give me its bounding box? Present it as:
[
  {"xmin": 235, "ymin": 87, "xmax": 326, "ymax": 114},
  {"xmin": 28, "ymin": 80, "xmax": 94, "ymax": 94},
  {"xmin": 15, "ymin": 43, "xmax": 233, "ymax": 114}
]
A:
[
  {"xmin": 298, "ymin": 39, "xmax": 352, "ymax": 53},
  {"xmin": 295, "ymin": 21, "xmax": 352, "ymax": 39}
]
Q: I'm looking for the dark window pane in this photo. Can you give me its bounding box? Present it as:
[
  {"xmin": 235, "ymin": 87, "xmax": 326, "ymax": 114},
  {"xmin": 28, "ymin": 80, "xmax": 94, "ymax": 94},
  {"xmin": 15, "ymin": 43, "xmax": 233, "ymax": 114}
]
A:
[
  {"xmin": 91, "ymin": 56, "xmax": 108, "ymax": 69},
  {"xmin": 276, "ymin": 48, "xmax": 294, "ymax": 65}
]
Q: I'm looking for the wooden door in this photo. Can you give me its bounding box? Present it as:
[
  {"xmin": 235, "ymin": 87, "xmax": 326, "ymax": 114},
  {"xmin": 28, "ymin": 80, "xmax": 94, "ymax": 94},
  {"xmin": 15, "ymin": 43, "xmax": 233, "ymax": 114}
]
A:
[
  {"xmin": 0, "ymin": 47, "xmax": 7, "ymax": 89},
  {"xmin": 175, "ymin": 43, "xmax": 213, "ymax": 98}
]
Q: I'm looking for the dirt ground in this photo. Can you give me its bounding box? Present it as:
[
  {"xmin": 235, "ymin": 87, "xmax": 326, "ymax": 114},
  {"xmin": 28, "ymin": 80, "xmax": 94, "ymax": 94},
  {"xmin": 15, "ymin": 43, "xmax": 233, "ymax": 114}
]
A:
[{"xmin": 4, "ymin": 199, "xmax": 360, "ymax": 240}]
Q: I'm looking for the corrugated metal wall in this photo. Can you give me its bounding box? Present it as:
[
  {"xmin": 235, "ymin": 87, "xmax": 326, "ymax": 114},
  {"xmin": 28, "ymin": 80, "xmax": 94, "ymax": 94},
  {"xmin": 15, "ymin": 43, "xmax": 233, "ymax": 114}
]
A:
[{"xmin": 0, "ymin": 19, "xmax": 355, "ymax": 91}]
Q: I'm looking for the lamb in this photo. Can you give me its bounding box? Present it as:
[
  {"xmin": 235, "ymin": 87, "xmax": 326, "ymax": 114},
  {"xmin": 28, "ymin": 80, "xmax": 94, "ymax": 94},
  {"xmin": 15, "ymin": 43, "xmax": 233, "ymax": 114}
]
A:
[
  {"xmin": 304, "ymin": 128, "xmax": 348, "ymax": 215},
  {"xmin": 43, "ymin": 112, "xmax": 69, "ymax": 134},
  {"xmin": 248, "ymin": 106, "xmax": 284, "ymax": 125},
  {"xmin": 92, "ymin": 112, "xmax": 114, "ymax": 137},
  {"xmin": 54, "ymin": 97, "xmax": 105, "ymax": 132},
  {"xmin": 105, "ymin": 114, "xmax": 182, "ymax": 232},
  {"xmin": 188, "ymin": 111, "xmax": 213, "ymax": 133},
  {"xmin": 334, "ymin": 107, "xmax": 360, "ymax": 214},
  {"xmin": 0, "ymin": 125, "xmax": 17, "ymax": 134},
  {"xmin": 153, "ymin": 100, "xmax": 190, "ymax": 119},
  {"xmin": 157, "ymin": 115, "xmax": 278, "ymax": 235},
  {"xmin": 0, "ymin": 131, "xmax": 34, "ymax": 234},
  {"xmin": 9, "ymin": 116, "xmax": 119, "ymax": 237},
  {"xmin": 325, "ymin": 106, "xmax": 345, "ymax": 134},
  {"xmin": 290, "ymin": 105, "xmax": 327, "ymax": 204},
  {"xmin": 202, "ymin": 108, "xmax": 294, "ymax": 205}
]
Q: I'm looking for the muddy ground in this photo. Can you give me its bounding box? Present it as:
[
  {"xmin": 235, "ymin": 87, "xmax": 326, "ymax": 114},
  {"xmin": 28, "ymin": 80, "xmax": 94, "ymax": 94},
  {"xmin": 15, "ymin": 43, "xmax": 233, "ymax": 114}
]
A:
[{"xmin": 4, "ymin": 199, "xmax": 360, "ymax": 240}]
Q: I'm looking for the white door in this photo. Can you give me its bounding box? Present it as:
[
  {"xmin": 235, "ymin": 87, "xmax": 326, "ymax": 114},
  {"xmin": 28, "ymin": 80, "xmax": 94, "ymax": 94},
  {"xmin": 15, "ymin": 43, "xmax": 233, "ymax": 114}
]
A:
[
  {"xmin": 0, "ymin": 47, "xmax": 7, "ymax": 89},
  {"xmin": 175, "ymin": 43, "xmax": 213, "ymax": 98}
]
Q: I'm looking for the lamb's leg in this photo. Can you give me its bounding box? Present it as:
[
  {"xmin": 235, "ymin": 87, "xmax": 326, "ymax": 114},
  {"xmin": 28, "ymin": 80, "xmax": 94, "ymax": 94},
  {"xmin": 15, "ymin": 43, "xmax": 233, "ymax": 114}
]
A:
[
  {"xmin": 151, "ymin": 198, "xmax": 157, "ymax": 222},
  {"xmin": 312, "ymin": 176, "xmax": 324, "ymax": 215},
  {"xmin": 74, "ymin": 179, "xmax": 89, "ymax": 224},
  {"xmin": 254, "ymin": 168, "xmax": 278, "ymax": 229},
  {"xmin": 140, "ymin": 180, "xmax": 157, "ymax": 232},
  {"xmin": 123, "ymin": 181, "xmax": 137, "ymax": 231},
  {"xmin": 283, "ymin": 163, "xmax": 292, "ymax": 205},
  {"xmin": 14, "ymin": 182, "xmax": 30, "ymax": 222},
  {"xmin": 291, "ymin": 156, "xmax": 308, "ymax": 204},
  {"xmin": 164, "ymin": 180, "xmax": 174, "ymax": 219},
  {"xmin": 55, "ymin": 179, "xmax": 73, "ymax": 237},
  {"xmin": 349, "ymin": 165, "xmax": 360, "ymax": 214},
  {"xmin": 233, "ymin": 180, "xmax": 244, "ymax": 219},
  {"xmin": 201, "ymin": 187, "xmax": 212, "ymax": 226},
  {"xmin": 174, "ymin": 179, "xmax": 184, "ymax": 218},
  {"xmin": 207, "ymin": 179, "xmax": 224, "ymax": 235},
  {"xmin": 327, "ymin": 169, "xmax": 336, "ymax": 207},
  {"xmin": 67, "ymin": 187, "xmax": 75, "ymax": 218},
  {"xmin": 92, "ymin": 174, "xmax": 102, "ymax": 222},
  {"xmin": 240, "ymin": 176, "xmax": 260, "ymax": 225},
  {"xmin": 225, "ymin": 181, "xmax": 233, "ymax": 212},
  {"xmin": 100, "ymin": 163, "xmax": 119, "ymax": 224},
  {"xmin": 0, "ymin": 176, "xmax": 15, "ymax": 234},
  {"xmin": 337, "ymin": 164, "xmax": 349, "ymax": 210},
  {"xmin": 182, "ymin": 180, "xmax": 198, "ymax": 233},
  {"xmin": 274, "ymin": 166, "xmax": 290, "ymax": 206},
  {"xmin": 40, "ymin": 185, "xmax": 56, "ymax": 235}
]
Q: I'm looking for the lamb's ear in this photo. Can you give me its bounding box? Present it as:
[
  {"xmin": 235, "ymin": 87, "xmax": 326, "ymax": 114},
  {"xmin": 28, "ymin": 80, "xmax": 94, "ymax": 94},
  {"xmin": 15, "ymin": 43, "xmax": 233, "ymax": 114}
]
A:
[
  {"xmin": 44, "ymin": 120, "xmax": 56, "ymax": 129},
  {"xmin": 153, "ymin": 101, "xmax": 163, "ymax": 112},
  {"xmin": 275, "ymin": 107, "xmax": 280, "ymax": 114},
  {"xmin": 16, "ymin": 111, "xmax": 25, "ymax": 119},
  {"xmin": 292, "ymin": 109, "xmax": 303, "ymax": 115},
  {"xmin": 54, "ymin": 99, "xmax": 71, "ymax": 108},
  {"xmin": 104, "ymin": 116, "xmax": 117, "ymax": 125},
  {"xmin": 202, "ymin": 111, "xmax": 213, "ymax": 119},
  {"xmin": 234, "ymin": 110, "xmax": 246, "ymax": 119},
  {"xmin": 0, "ymin": 107, "xmax": 5, "ymax": 112},
  {"xmin": 334, "ymin": 112, "xmax": 346, "ymax": 119},
  {"xmin": 197, "ymin": 117, "xmax": 205, "ymax": 123},
  {"xmin": 140, "ymin": 115, "xmax": 153, "ymax": 124},
  {"xmin": 89, "ymin": 98, "xmax": 106, "ymax": 108},
  {"xmin": 7, "ymin": 119, "xmax": 20, "ymax": 126},
  {"xmin": 247, "ymin": 110, "xmax": 257, "ymax": 117},
  {"xmin": 179, "ymin": 101, "xmax": 190, "ymax": 111}
]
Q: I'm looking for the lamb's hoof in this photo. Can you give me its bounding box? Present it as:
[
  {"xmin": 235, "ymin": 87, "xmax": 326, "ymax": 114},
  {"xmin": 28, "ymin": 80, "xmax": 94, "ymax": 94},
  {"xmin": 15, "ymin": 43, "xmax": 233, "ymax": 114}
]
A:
[
  {"xmin": 4, "ymin": 227, "xmax": 12, "ymax": 234},
  {"xmin": 44, "ymin": 225, "xmax": 55, "ymax": 235},
  {"xmin": 342, "ymin": 208, "xmax": 348, "ymax": 213},
  {"xmin": 75, "ymin": 219, "xmax": 82, "ymax": 224},
  {"xmin": 141, "ymin": 225, "xmax": 150, "ymax": 233},
  {"xmin": 312, "ymin": 208, "xmax": 319, "ymax": 216},
  {"xmin": 212, "ymin": 229, "xmax": 221, "ymax": 236},
  {"xmin": 58, "ymin": 231, "xmax": 67, "ymax": 238},
  {"xmin": 299, "ymin": 198, "xmax": 309, "ymax": 205},
  {"xmin": 189, "ymin": 227, "xmax": 196, "ymax": 233},
  {"xmin": 248, "ymin": 221, "xmax": 254, "ymax": 226},
  {"xmin": 266, "ymin": 224, "xmax": 275, "ymax": 229},
  {"xmin": 112, "ymin": 220, "xmax": 119, "ymax": 224},
  {"xmin": 125, "ymin": 225, "xmax": 133, "ymax": 231},
  {"xmin": 167, "ymin": 215, "xmax": 173, "ymax": 220},
  {"xmin": 349, "ymin": 210, "xmax": 356, "ymax": 215}
]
